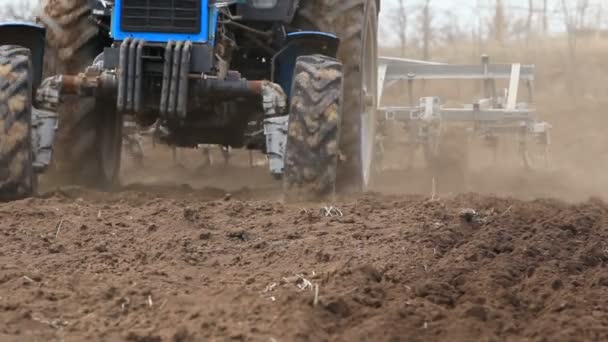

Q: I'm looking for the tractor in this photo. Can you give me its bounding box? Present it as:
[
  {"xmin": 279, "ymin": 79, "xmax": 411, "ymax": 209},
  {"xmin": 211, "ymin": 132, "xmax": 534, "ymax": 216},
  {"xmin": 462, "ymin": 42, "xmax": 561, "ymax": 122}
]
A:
[{"xmin": 0, "ymin": 0, "xmax": 380, "ymax": 202}]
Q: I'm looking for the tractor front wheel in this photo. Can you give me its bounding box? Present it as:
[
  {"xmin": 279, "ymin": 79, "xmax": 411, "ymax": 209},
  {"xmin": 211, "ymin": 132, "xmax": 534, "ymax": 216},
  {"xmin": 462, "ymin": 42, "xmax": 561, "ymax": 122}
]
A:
[
  {"xmin": 0, "ymin": 46, "xmax": 37, "ymax": 201},
  {"xmin": 283, "ymin": 55, "xmax": 343, "ymax": 202},
  {"xmin": 47, "ymin": 98, "xmax": 122, "ymax": 189},
  {"xmin": 295, "ymin": 0, "xmax": 379, "ymax": 192}
]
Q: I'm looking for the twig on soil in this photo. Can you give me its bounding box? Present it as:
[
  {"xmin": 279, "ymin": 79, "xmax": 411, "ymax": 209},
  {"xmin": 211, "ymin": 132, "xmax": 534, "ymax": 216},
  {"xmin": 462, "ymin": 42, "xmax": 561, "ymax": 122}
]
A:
[
  {"xmin": 23, "ymin": 275, "xmax": 34, "ymax": 283},
  {"xmin": 295, "ymin": 274, "xmax": 313, "ymax": 291},
  {"xmin": 321, "ymin": 206, "xmax": 343, "ymax": 217},
  {"xmin": 147, "ymin": 295, "xmax": 153, "ymax": 308},
  {"xmin": 54, "ymin": 220, "xmax": 64, "ymax": 238},
  {"xmin": 313, "ymin": 284, "xmax": 319, "ymax": 306},
  {"xmin": 32, "ymin": 315, "xmax": 69, "ymax": 329},
  {"xmin": 97, "ymin": 210, "xmax": 102, "ymax": 219},
  {"xmin": 459, "ymin": 209, "xmax": 478, "ymax": 222},
  {"xmin": 263, "ymin": 283, "xmax": 277, "ymax": 293},
  {"xmin": 501, "ymin": 205, "xmax": 513, "ymax": 216},
  {"xmin": 121, "ymin": 298, "xmax": 130, "ymax": 312}
]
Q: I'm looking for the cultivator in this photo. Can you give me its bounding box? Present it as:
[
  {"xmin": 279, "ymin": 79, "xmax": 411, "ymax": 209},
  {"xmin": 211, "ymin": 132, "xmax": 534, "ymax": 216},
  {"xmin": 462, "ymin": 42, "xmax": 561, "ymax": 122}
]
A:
[{"xmin": 375, "ymin": 55, "xmax": 551, "ymax": 174}]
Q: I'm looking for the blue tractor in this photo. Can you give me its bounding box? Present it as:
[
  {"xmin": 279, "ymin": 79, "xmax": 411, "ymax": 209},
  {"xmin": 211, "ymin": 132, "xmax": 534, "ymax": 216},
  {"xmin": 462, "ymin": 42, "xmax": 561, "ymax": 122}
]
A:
[{"xmin": 0, "ymin": 0, "xmax": 379, "ymax": 201}]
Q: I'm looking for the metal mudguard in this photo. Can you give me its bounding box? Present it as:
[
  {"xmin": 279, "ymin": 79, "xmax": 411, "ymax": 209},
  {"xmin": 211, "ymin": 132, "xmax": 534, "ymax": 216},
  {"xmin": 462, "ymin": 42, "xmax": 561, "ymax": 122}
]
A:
[
  {"xmin": 272, "ymin": 31, "xmax": 339, "ymax": 98},
  {"xmin": 0, "ymin": 22, "xmax": 46, "ymax": 90}
]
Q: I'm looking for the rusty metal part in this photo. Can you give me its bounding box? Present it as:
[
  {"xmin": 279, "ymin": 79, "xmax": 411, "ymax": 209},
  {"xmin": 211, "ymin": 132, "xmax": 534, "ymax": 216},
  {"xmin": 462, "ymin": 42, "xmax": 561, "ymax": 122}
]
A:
[{"xmin": 36, "ymin": 67, "xmax": 116, "ymax": 111}]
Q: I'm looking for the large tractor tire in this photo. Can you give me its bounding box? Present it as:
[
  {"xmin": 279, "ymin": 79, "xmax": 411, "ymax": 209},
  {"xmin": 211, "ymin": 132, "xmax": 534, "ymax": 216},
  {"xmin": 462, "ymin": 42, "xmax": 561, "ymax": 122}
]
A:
[
  {"xmin": 295, "ymin": 0, "xmax": 379, "ymax": 192},
  {"xmin": 0, "ymin": 46, "xmax": 36, "ymax": 201},
  {"xmin": 48, "ymin": 97, "xmax": 123, "ymax": 189},
  {"xmin": 38, "ymin": 0, "xmax": 99, "ymax": 75},
  {"xmin": 38, "ymin": 0, "xmax": 121, "ymax": 188},
  {"xmin": 283, "ymin": 55, "xmax": 343, "ymax": 202}
]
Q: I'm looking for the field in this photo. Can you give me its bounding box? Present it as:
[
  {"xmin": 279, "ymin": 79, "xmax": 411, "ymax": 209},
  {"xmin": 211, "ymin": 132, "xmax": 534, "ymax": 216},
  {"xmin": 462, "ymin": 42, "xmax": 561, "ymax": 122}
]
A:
[{"xmin": 1, "ymin": 21, "xmax": 608, "ymax": 342}]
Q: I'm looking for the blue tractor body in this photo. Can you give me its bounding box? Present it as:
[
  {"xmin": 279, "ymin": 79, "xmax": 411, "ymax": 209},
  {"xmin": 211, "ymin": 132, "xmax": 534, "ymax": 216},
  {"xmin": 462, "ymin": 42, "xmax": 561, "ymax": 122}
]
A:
[{"xmin": 110, "ymin": 0, "xmax": 216, "ymax": 43}]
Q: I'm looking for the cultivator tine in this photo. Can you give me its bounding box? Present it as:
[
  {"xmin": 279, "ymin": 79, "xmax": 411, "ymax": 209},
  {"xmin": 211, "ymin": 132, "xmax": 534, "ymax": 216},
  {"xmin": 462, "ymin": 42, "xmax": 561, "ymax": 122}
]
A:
[
  {"xmin": 221, "ymin": 146, "xmax": 231, "ymax": 165},
  {"xmin": 201, "ymin": 146, "xmax": 212, "ymax": 166}
]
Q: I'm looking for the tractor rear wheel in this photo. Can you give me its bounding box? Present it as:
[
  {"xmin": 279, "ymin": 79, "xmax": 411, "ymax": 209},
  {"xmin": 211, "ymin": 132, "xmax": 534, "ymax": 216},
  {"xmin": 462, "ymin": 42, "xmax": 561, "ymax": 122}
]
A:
[
  {"xmin": 49, "ymin": 97, "xmax": 123, "ymax": 189},
  {"xmin": 39, "ymin": 0, "xmax": 121, "ymax": 189},
  {"xmin": 295, "ymin": 0, "xmax": 379, "ymax": 192},
  {"xmin": 39, "ymin": 0, "xmax": 99, "ymax": 75},
  {"xmin": 0, "ymin": 46, "xmax": 37, "ymax": 201},
  {"xmin": 283, "ymin": 55, "xmax": 343, "ymax": 202}
]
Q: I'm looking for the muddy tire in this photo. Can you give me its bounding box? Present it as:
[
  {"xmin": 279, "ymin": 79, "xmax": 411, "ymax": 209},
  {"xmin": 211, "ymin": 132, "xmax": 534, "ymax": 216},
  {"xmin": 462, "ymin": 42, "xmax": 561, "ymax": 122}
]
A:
[
  {"xmin": 283, "ymin": 55, "xmax": 343, "ymax": 202},
  {"xmin": 295, "ymin": 0, "xmax": 379, "ymax": 191},
  {"xmin": 39, "ymin": 0, "xmax": 99, "ymax": 75},
  {"xmin": 38, "ymin": 0, "xmax": 119, "ymax": 188},
  {"xmin": 0, "ymin": 46, "xmax": 36, "ymax": 201},
  {"xmin": 48, "ymin": 97, "xmax": 122, "ymax": 189}
]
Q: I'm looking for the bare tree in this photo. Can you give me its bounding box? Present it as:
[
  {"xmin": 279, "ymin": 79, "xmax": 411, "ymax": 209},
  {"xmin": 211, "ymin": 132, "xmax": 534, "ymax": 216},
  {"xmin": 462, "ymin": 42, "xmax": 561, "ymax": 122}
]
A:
[
  {"xmin": 394, "ymin": 0, "xmax": 408, "ymax": 57},
  {"xmin": 439, "ymin": 11, "xmax": 462, "ymax": 45},
  {"xmin": 561, "ymin": 0, "xmax": 576, "ymax": 61},
  {"xmin": 542, "ymin": 0, "xmax": 549, "ymax": 34},
  {"xmin": 561, "ymin": 0, "xmax": 596, "ymax": 63},
  {"xmin": 526, "ymin": 0, "xmax": 534, "ymax": 43},
  {"xmin": 595, "ymin": 4, "xmax": 603, "ymax": 37},
  {"xmin": 576, "ymin": 0, "xmax": 590, "ymax": 30},
  {"xmin": 494, "ymin": 0, "xmax": 505, "ymax": 43},
  {"xmin": 420, "ymin": 0, "xmax": 432, "ymax": 60}
]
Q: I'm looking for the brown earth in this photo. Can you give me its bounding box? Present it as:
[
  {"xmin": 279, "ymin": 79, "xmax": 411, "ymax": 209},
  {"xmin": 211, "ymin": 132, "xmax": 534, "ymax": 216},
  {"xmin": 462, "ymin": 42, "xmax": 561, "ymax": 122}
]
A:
[{"xmin": 1, "ymin": 146, "xmax": 608, "ymax": 342}]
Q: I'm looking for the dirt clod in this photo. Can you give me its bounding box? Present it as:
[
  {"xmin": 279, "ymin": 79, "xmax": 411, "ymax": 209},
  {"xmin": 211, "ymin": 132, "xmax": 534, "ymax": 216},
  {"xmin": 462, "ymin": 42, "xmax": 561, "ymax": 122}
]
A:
[
  {"xmin": 199, "ymin": 230, "xmax": 212, "ymax": 240},
  {"xmin": 93, "ymin": 242, "xmax": 108, "ymax": 253},
  {"xmin": 465, "ymin": 305, "xmax": 489, "ymax": 321}
]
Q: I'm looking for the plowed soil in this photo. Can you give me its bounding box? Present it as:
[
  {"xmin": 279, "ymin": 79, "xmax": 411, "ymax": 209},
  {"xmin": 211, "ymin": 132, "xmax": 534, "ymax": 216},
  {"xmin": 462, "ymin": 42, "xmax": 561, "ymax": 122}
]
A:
[{"xmin": 1, "ymin": 147, "xmax": 608, "ymax": 342}]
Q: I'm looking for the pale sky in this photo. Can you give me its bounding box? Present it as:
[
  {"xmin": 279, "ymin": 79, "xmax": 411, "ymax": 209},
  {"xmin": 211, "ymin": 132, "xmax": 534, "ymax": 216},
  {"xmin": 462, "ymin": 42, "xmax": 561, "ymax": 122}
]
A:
[{"xmin": 1, "ymin": 0, "xmax": 604, "ymax": 46}]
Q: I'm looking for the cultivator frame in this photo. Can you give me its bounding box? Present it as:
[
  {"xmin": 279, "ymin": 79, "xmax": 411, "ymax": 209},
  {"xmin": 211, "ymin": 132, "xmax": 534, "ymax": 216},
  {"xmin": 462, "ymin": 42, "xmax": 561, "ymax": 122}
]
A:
[{"xmin": 376, "ymin": 55, "xmax": 551, "ymax": 169}]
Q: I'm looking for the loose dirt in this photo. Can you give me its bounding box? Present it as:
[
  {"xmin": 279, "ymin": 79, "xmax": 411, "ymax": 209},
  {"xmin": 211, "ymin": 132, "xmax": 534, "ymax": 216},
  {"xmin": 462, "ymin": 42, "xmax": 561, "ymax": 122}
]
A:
[{"xmin": 1, "ymin": 147, "xmax": 608, "ymax": 341}]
